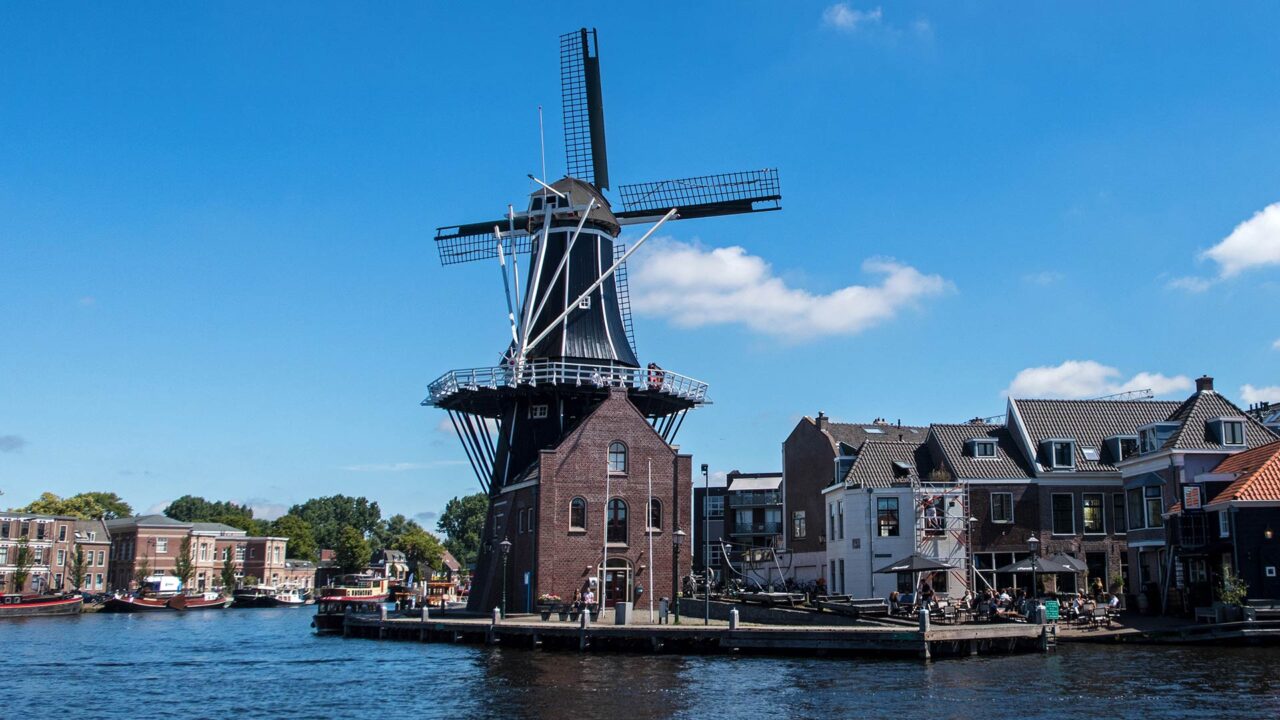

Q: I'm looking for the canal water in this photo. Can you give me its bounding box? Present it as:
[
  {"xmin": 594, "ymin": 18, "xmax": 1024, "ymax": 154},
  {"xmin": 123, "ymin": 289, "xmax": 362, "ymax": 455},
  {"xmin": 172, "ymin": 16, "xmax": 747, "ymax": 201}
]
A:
[{"xmin": 6, "ymin": 609, "xmax": 1280, "ymax": 719}]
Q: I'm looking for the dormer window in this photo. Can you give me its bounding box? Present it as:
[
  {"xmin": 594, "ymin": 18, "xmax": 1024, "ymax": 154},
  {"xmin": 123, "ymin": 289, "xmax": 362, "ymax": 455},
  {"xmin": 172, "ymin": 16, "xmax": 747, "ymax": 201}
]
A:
[
  {"xmin": 1138, "ymin": 422, "xmax": 1180, "ymax": 454},
  {"xmin": 1209, "ymin": 417, "xmax": 1246, "ymax": 446},
  {"xmin": 891, "ymin": 461, "xmax": 914, "ymax": 479},
  {"xmin": 1042, "ymin": 439, "xmax": 1075, "ymax": 469},
  {"xmin": 967, "ymin": 438, "xmax": 997, "ymax": 458}
]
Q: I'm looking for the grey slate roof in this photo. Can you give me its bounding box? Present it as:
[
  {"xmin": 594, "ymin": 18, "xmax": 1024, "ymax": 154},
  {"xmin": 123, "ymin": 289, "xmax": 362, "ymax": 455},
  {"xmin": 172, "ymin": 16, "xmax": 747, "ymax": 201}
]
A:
[
  {"xmin": 1163, "ymin": 390, "xmax": 1278, "ymax": 451},
  {"xmin": 1010, "ymin": 398, "xmax": 1182, "ymax": 473},
  {"xmin": 843, "ymin": 440, "xmax": 932, "ymax": 488},
  {"xmin": 826, "ymin": 422, "xmax": 928, "ymax": 452},
  {"xmin": 74, "ymin": 518, "xmax": 111, "ymax": 543},
  {"xmin": 928, "ymin": 423, "xmax": 1034, "ymax": 480},
  {"xmin": 104, "ymin": 514, "xmax": 192, "ymax": 531},
  {"xmin": 190, "ymin": 522, "xmax": 247, "ymax": 535}
]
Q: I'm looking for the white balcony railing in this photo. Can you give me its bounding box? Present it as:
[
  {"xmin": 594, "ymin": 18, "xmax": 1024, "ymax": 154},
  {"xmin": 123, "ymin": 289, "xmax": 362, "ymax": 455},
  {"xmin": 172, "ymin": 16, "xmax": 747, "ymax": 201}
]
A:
[{"xmin": 425, "ymin": 359, "xmax": 709, "ymax": 407}]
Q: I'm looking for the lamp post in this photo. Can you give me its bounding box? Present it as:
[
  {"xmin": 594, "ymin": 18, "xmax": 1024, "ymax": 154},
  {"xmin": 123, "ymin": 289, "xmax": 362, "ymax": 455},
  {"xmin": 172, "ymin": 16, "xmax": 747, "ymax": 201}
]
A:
[
  {"xmin": 1028, "ymin": 534, "xmax": 1040, "ymax": 601},
  {"xmin": 672, "ymin": 529, "xmax": 685, "ymax": 624},
  {"xmin": 498, "ymin": 538, "xmax": 512, "ymax": 619},
  {"xmin": 701, "ymin": 463, "xmax": 710, "ymax": 626}
]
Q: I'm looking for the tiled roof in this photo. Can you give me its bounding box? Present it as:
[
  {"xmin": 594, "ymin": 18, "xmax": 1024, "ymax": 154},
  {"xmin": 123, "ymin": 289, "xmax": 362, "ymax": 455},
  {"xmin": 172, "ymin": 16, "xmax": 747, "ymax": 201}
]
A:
[
  {"xmin": 1163, "ymin": 390, "xmax": 1278, "ymax": 451},
  {"xmin": 441, "ymin": 550, "xmax": 461, "ymax": 572},
  {"xmin": 73, "ymin": 518, "xmax": 111, "ymax": 542},
  {"xmin": 928, "ymin": 423, "xmax": 1034, "ymax": 480},
  {"xmin": 843, "ymin": 440, "xmax": 932, "ymax": 488},
  {"xmin": 1010, "ymin": 398, "xmax": 1182, "ymax": 473},
  {"xmin": 1206, "ymin": 440, "xmax": 1280, "ymax": 505},
  {"xmin": 826, "ymin": 421, "xmax": 929, "ymax": 451},
  {"xmin": 190, "ymin": 521, "xmax": 248, "ymax": 534}
]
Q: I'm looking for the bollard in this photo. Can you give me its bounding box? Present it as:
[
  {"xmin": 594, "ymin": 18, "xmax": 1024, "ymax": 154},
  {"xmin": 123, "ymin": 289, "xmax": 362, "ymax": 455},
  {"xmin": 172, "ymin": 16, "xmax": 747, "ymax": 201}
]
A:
[
  {"xmin": 421, "ymin": 606, "xmax": 429, "ymax": 622},
  {"xmin": 918, "ymin": 607, "xmax": 930, "ymax": 632},
  {"xmin": 729, "ymin": 608, "xmax": 739, "ymax": 630},
  {"xmin": 380, "ymin": 605, "xmax": 388, "ymax": 621},
  {"xmin": 493, "ymin": 607, "xmax": 502, "ymax": 625}
]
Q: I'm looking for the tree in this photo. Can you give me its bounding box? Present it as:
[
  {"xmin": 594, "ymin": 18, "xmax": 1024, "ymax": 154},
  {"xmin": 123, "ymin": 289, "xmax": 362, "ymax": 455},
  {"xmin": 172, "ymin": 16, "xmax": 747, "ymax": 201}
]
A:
[
  {"xmin": 271, "ymin": 514, "xmax": 318, "ymax": 562},
  {"xmin": 69, "ymin": 546, "xmax": 87, "ymax": 591},
  {"xmin": 220, "ymin": 555, "xmax": 237, "ymax": 592},
  {"xmin": 174, "ymin": 536, "xmax": 194, "ymax": 588},
  {"xmin": 12, "ymin": 537, "xmax": 34, "ymax": 593},
  {"xmin": 335, "ymin": 525, "xmax": 371, "ymax": 574},
  {"xmin": 392, "ymin": 523, "xmax": 445, "ymax": 580},
  {"xmin": 289, "ymin": 495, "xmax": 382, "ymax": 551},
  {"xmin": 133, "ymin": 556, "xmax": 151, "ymax": 589},
  {"xmin": 20, "ymin": 491, "xmax": 133, "ymax": 520},
  {"xmin": 437, "ymin": 493, "xmax": 488, "ymax": 568}
]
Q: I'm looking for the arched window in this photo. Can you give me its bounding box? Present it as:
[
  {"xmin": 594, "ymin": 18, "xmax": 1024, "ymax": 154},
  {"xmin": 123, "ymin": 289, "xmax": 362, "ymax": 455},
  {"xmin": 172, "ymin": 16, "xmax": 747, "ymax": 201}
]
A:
[
  {"xmin": 608, "ymin": 442, "xmax": 627, "ymax": 473},
  {"xmin": 648, "ymin": 497, "xmax": 662, "ymax": 531},
  {"xmin": 570, "ymin": 498, "xmax": 587, "ymax": 530},
  {"xmin": 607, "ymin": 499, "xmax": 628, "ymax": 544}
]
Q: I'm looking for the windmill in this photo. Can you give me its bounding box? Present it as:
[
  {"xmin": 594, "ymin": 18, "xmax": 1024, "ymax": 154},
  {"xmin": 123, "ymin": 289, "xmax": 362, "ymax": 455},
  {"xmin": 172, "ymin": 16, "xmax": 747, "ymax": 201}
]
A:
[{"xmin": 424, "ymin": 28, "xmax": 781, "ymax": 612}]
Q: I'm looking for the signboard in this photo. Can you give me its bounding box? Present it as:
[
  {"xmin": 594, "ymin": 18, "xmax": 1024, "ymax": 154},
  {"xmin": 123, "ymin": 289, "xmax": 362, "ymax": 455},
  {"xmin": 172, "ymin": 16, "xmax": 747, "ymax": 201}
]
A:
[
  {"xmin": 851, "ymin": 538, "xmax": 861, "ymax": 549},
  {"xmin": 1183, "ymin": 485, "xmax": 1202, "ymax": 511}
]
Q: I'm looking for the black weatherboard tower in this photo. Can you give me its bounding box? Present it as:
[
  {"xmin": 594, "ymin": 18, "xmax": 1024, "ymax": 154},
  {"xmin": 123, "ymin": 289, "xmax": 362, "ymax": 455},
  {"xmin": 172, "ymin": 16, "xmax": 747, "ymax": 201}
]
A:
[{"xmin": 426, "ymin": 28, "xmax": 782, "ymax": 612}]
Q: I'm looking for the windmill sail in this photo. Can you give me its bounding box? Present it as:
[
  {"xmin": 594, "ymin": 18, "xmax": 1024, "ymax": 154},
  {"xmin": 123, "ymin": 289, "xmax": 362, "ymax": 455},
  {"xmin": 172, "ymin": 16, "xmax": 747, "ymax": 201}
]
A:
[
  {"xmin": 561, "ymin": 28, "xmax": 609, "ymax": 190},
  {"xmin": 617, "ymin": 168, "xmax": 781, "ymax": 221}
]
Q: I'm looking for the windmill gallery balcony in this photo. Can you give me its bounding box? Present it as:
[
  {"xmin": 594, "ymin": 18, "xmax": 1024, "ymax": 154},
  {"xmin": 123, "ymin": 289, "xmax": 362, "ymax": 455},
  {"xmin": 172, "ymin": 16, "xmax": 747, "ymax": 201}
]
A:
[{"xmin": 425, "ymin": 359, "xmax": 710, "ymax": 410}]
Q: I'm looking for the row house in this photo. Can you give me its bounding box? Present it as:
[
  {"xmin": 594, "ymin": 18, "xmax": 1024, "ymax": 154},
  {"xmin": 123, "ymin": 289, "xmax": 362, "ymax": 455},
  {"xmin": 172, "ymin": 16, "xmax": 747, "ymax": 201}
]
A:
[
  {"xmin": 782, "ymin": 413, "xmax": 927, "ymax": 582},
  {"xmin": 0, "ymin": 512, "xmax": 78, "ymax": 593},
  {"xmin": 1118, "ymin": 376, "xmax": 1279, "ymax": 612},
  {"xmin": 691, "ymin": 482, "xmax": 727, "ymax": 577},
  {"xmin": 74, "ymin": 518, "xmax": 112, "ymax": 593},
  {"xmin": 724, "ymin": 470, "xmax": 783, "ymax": 576}
]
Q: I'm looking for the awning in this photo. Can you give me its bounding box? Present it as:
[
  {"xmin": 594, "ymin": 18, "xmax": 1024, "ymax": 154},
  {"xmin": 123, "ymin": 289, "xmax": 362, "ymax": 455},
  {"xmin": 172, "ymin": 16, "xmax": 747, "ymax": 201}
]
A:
[
  {"xmin": 727, "ymin": 475, "xmax": 783, "ymax": 492},
  {"xmin": 874, "ymin": 554, "xmax": 954, "ymax": 574}
]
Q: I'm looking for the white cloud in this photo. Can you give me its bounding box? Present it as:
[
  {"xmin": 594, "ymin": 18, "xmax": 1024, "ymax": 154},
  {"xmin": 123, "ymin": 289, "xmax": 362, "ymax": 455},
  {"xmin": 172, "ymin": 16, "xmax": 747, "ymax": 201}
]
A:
[
  {"xmin": 146, "ymin": 501, "xmax": 170, "ymax": 515},
  {"xmin": 912, "ymin": 18, "xmax": 933, "ymax": 37},
  {"xmin": 1202, "ymin": 202, "xmax": 1280, "ymax": 277},
  {"xmin": 1241, "ymin": 384, "xmax": 1280, "ymax": 405},
  {"xmin": 1167, "ymin": 276, "xmax": 1213, "ymax": 293},
  {"xmin": 78, "ymin": 296, "xmax": 96, "ymax": 307},
  {"xmin": 1023, "ymin": 271, "xmax": 1064, "ymax": 286},
  {"xmin": 242, "ymin": 499, "xmax": 288, "ymax": 521},
  {"xmin": 1005, "ymin": 360, "xmax": 1192, "ymax": 399},
  {"xmin": 341, "ymin": 461, "xmax": 465, "ymax": 473},
  {"xmin": 630, "ymin": 240, "xmax": 951, "ymax": 341},
  {"xmin": 1272, "ymin": 338, "xmax": 1280, "ymax": 351},
  {"xmin": 823, "ymin": 4, "xmax": 882, "ymax": 31}
]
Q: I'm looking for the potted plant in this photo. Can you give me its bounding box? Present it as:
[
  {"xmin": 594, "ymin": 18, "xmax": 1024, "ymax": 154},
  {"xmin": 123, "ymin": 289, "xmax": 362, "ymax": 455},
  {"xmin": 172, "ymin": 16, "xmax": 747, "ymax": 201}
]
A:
[
  {"xmin": 536, "ymin": 593, "xmax": 561, "ymax": 621},
  {"xmin": 1214, "ymin": 568, "xmax": 1248, "ymax": 623}
]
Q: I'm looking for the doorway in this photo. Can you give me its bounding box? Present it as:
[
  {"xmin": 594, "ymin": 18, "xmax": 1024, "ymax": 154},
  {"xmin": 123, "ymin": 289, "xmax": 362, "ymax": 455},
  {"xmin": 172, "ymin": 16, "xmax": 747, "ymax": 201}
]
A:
[{"xmin": 601, "ymin": 558, "xmax": 632, "ymax": 608}]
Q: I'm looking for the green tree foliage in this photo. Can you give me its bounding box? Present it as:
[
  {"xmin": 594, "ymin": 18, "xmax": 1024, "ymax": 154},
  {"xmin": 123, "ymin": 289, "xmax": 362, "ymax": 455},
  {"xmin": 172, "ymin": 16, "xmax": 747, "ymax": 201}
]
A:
[
  {"xmin": 174, "ymin": 536, "xmax": 194, "ymax": 588},
  {"xmin": 220, "ymin": 555, "xmax": 237, "ymax": 592},
  {"xmin": 69, "ymin": 546, "xmax": 87, "ymax": 591},
  {"xmin": 389, "ymin": 517, "xmax": 445, "ymax": 578},
  {"xmin": 289, "ymin": 495, "xmax": 381, "ymax": 551},
  {"xmin": 335, "ymin": 524, "xmax": 371, "ymax": 574},
  {"xmin": 437, "ymin": 493, "xmax": 488, "ymax": 568},
  {"xmin": 134, "ymin": 556, "xmax": 151, "ymax": 588},
  {"xmin": 271, "ymin": 514, "xmax": 318, "ymax": 562},
  {"xmin": 12, "ymin": 537, "xmax": 34, "ymax": 593},
  {"xmin": 1218, "ymin": 567, "xmax": 1249, "ymax": 606},
  {"xmin": 20, "ymin": 491, "xmax": 132, "ymax": 520}
]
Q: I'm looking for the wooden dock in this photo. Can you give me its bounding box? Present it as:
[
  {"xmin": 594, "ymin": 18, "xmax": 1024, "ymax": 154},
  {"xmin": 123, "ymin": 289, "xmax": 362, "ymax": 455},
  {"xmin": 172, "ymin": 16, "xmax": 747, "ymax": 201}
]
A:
[{"xmin": 337, "ymin": 611, "xmax": 1055, "ymax": 660}]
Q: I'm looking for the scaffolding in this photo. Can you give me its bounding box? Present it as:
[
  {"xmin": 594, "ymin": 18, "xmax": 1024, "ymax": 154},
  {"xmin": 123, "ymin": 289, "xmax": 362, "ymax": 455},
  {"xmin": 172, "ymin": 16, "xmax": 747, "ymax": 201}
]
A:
[{"xmin": 912, "ymin": 478, "xmax": 972, "ymax": 598}]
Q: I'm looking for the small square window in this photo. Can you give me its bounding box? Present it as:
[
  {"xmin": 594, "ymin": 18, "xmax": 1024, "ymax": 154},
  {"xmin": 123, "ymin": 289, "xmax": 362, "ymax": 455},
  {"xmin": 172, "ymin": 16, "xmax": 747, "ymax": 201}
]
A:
[
  {"xmin": 530, "ymin": 404, "xmax": 549, "ymax": 419},
  {"xmin": 578, "ymin": 297, "xmax": 592, "ymax": 310},
  {"xmin": 972, "ymin": 440, "xmax": 997, "ymax": 458},
  {"xmin": 1223, "ymin": 420, "xmax": 1245, "ymax": 446}
]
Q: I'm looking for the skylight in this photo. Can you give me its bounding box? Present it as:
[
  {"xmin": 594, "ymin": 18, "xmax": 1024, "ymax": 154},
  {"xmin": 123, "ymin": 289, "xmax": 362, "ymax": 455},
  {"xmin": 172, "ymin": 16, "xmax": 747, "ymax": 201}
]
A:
[
  {"xmin": 864, "ymin": 427, "xmax": 885, "ymax": 434},
  {"xmin": 1082, "ymin": 447, "xmax": 1101, "ymax": 461}
]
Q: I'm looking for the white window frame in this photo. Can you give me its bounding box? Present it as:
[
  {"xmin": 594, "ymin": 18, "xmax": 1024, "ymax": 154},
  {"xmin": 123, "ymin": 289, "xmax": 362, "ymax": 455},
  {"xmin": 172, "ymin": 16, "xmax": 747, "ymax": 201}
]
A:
[
  {"xmin": 1223, "ymin": 420, "xmax": 1245, "ymax": 446},
  {"xmin": 836, "ymin": 500, "xmax": 844, "ymax": 540},
  {"xmin": 529, "ymin": 404, "xmax": 549, "ymax": 419},
  {"xmin": 990, "ymin": 492, "xmax": 1014, "ymax": 524},
  {"xmin": 792, "ymin": 510, "xmax": 806, "ymax": 539},
  {"xmin": 1219, "ymin": 511, "xmax": 1231, "ymax": 538},
  {"xmin": 1049, "ymin": 440, "xmax": 1075, "ymax": 469},
  {"xmin": 1051, "ymin": 493, "xmax": 1075, "ymax": 535},
  {"xmin": 156, "ymin": 538, "xmax": 168, "ymax": 554},
  {"xmin": 971, "ymin": 439, "xmax": 997, "ymax": 458}
]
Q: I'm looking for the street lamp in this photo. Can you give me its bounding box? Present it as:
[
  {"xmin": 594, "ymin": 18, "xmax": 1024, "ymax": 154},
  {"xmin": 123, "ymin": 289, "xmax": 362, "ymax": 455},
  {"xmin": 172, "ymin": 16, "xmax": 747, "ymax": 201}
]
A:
[
  {"xmin": 672, "ymin": 529, "xmax": 685, "ymax": 624},
  {"xmin": 701, "ymin": 463, "xmax": 710, "ymax": 626},
  {"xmin": 1027, "ymin": 534, "xmax": 1040, "ymax": 602},
  {"xmin": 498, "ymin": 538, "xmax": 512, "ymax": 619}
]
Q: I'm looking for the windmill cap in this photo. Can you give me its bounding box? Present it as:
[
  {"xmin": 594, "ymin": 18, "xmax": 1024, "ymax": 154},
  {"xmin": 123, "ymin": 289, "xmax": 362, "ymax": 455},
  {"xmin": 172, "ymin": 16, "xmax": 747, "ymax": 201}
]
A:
[{"xmin": 529, "ymin": 177, "xmax": 619, "ymax": 236}]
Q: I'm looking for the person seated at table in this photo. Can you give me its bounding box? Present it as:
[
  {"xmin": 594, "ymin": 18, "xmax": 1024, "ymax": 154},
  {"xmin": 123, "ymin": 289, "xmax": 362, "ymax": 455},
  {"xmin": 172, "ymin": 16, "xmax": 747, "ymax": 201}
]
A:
[
  {"xmin": 1106, "ymin": 592, "xmax": 1121, "ymax": 611},
  {"xmin": 888, "ymin": 590, "xmax": 900, "ymax": 613},
  {"xmin": 998, "ymin": 588, "xmax": 1012, "ymax": 606}
]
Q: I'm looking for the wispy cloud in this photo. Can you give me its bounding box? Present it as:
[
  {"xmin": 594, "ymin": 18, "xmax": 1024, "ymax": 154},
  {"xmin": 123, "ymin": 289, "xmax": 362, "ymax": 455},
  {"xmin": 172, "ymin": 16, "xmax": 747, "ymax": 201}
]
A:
[
  {"xmin": 822, "ymin": 4, "xmax": 882, "ymax": 32},
  {"xmin": 1022, "ymin": 271, "xmax": 1064, "ymax": 286},
  {"xmin": 242, "ymin": 499, "xmax": 288, "ymax": 521},
  {"xmin": 631, "ymin": 240, "xmax": 951, "ymax": 341},
  {"xmin": 78, "ymin": 296, "xmax": 97, "ymax": 307},
  {"xmin": 341, "ymin": 461, "xmax": 466, "ymax": 472},
  {"xmin": 1174, "ymin": 201, "xmax": 1280, "ymax": 290},
  {"xmin": 0, "ymin": 435, "xmax": 27, "ymax": 453},
  {"xmin": 1005, "ymin": 360, "xmax": 1191, "ymax": 399},
  {"xmin": 1273, "ymin": 338, "xmax": 1280, "ymax": 351},
  {"xmin": 414, "ymin": 510, "xmax": 439, "ymax": 526},
  {"xmin": 1241, "ymin": 384, "xmax": 1280, "ymax": 405}
]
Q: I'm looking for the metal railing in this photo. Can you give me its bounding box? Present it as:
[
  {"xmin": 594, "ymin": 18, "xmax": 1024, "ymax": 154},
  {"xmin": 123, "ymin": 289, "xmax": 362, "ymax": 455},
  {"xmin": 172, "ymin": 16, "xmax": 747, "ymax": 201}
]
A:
[
  {"xmin": 732, "ymin": 522, "xmax": 783, "ymax": 536},
  {"xmin": 425, "ymin": 359, "xmax": 710, "ymax": 407},
  {"xmin": 728, "ymin": 491, "xmax": 782, "ymax": 508}
]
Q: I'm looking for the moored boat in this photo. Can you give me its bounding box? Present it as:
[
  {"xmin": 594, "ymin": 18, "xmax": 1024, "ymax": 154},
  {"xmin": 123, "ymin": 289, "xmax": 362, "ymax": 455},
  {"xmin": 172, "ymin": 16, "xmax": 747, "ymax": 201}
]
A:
[
  {"xmin": 312, "ymin": 575, "xmax": 389, "ymax": 634},
  {"xmin": 232, "ymin": 585, "xmax": 278, "ymax": 608},
  {"xmin": 270, "ymin": 586, "xmax": 311, "ymax": 607},
  {"xmin": 101, "ymin": 594, "xmax": 171, "ymax": 613},
  {"xmin": 0, "ymin": 593, "xmax": 84, "ymax": 619},
  {"xmin": 169, "ymin": 592, "xmax": 232, "ymax": 610}
]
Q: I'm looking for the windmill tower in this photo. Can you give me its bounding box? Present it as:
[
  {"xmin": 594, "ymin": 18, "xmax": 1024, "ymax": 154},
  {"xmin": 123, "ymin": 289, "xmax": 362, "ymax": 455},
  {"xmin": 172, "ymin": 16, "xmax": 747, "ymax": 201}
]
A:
[{"xmin": 425, "ymin": 28, "xmax": 782, "ymax": 612}]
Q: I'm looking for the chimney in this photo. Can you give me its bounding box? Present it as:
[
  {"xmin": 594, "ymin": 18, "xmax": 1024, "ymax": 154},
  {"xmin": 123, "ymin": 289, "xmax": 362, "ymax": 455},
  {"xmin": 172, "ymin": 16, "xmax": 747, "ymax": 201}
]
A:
[
  {"xmin": 816, "ymin": 411, "xmax": 828, "ymax": 431},
  {"xmin": 1195, "ymin": 375, "xmax": 1214, "ymax": 393}
]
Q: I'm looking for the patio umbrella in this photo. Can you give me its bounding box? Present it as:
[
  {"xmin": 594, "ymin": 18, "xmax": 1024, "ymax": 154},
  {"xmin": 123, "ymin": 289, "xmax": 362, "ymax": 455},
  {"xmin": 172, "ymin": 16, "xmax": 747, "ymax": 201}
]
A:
[
  {"xmin": 993, "ymin": 556, "xmax": 1074, "ymax": 574},
  {"xmin": 1047, "ymin": 554, "xmax": 1088, "ymax": 573},
  {"xmin": 874, "ymin": 554, "xmax": 954, "ymax": 574}
]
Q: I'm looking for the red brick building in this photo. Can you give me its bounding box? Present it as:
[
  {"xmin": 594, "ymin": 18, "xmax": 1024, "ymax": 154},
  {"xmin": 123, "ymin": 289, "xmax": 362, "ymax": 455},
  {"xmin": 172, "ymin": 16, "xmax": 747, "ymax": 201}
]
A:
[
  {"xmin": 0, "ymin": 512, "xmax": 78, "ymax": 593},
  {"xmin": 488, "ymin": 388, "xmax": 691, "ymax": 613}
]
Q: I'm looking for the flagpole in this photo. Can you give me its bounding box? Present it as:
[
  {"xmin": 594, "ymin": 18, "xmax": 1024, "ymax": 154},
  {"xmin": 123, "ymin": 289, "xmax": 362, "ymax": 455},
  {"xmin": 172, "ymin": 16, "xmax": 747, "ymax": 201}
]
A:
[
  {"xmin": 602, "ymin": 456, "xmax": 611, "ymax": 615},
  {"xmin": 648, "ymin": 459, "xmax": 655, "ymax": 624}
]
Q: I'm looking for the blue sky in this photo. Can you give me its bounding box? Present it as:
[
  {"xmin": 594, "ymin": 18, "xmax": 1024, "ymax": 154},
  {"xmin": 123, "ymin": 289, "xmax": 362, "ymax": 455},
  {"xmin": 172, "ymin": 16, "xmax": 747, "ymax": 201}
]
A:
[{"xmin": 3, "ymin": 2, "xmax": 1279, "ymax": 525}]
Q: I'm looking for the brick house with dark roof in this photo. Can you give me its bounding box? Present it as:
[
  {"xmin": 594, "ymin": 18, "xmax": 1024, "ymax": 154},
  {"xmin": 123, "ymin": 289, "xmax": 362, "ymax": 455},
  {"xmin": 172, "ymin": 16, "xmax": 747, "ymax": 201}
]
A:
[
  {"xmin": 488, "ymin": 388, "xmax": 690, "ymax": 614},
  {"xmin": 1118, "ymin": 376, "xmax": 1279, "ymax": 613},
  {"xmin": 781, "ymin": 413, "xmax": 926, "ymax": 582},
  {"xmin": 1202, "ymin": 440, "xmax": 1280, "ymax": 601}
]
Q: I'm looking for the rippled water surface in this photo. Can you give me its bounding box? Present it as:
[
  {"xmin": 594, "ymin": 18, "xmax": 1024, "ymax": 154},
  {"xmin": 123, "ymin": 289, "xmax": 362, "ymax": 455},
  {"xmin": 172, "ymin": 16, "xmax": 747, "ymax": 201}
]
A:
[{"xmin": 6, "ymin": 609, "xmax": 1280, "ymax": 719}]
